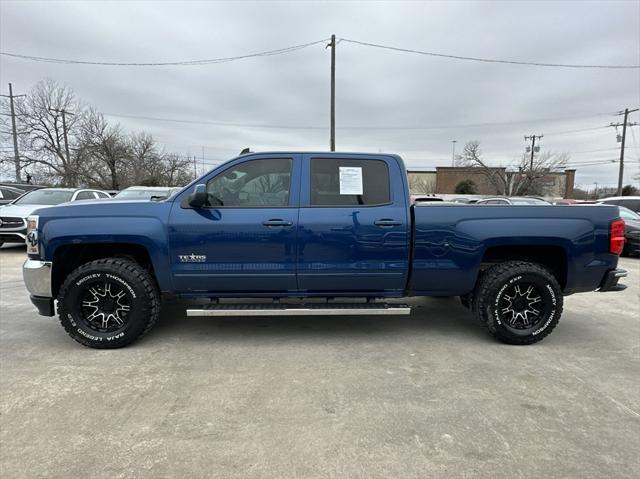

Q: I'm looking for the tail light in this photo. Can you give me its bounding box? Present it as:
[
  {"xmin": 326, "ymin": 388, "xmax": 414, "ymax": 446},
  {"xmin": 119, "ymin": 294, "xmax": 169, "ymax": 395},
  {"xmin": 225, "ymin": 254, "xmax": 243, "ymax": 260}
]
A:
[{"xmin": 609, "ymin": 219, "xmax": 625, "ymax": 255}]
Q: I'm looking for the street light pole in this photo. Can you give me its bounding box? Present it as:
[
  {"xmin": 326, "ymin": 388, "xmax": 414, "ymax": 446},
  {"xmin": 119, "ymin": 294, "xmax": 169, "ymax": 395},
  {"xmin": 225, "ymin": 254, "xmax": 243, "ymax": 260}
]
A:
[{"xmin": 451, "ymin": 140, "xmax": 457, "ymax": 166}]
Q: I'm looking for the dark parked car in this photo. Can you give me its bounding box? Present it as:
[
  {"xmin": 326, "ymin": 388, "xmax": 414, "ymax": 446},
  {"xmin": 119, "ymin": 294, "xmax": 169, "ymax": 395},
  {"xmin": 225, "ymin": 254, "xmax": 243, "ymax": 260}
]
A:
[
  {"xmin": 598, "ymin": 196, "xmax": 640, "ymax": 214},
  {"xmin": 0, "ymin": 186, "xmax": 25, "ymax": 206},
  {"xmin": 618, "ymin": 206, "xmax": 640, "ymax": 256},
  {"xmin": 0, "ymin": 182, "xmax": 44, "ymax": 192}
]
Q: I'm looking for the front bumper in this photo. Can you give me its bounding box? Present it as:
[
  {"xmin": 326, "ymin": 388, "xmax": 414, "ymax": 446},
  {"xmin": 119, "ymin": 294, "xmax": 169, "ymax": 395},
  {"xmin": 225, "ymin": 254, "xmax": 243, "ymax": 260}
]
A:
[
  {"xmin": 23, "ymin": 259, "xmax": 55, "ymax": 316},
  {"xmin": 598, "ymin": 269, "xmax": 627, "ymax": 292},
  {"xmin": 23, "ymin": 259, "xmax": 52, "ymax": 297},
  {"xmin": 0, "ymin": 231, "xmax": 26, "ymax": 243},
  {"xmin": 0, "ymin": 216, "xmax": 27, "ymax": 243}
]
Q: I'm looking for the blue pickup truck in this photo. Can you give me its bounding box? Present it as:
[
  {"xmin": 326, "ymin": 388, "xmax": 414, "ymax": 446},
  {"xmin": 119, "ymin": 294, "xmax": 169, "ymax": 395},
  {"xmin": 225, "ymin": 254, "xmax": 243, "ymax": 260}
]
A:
[{"xmin": 22, "ymin": 152, "xmax": 627, "ymax": 348}]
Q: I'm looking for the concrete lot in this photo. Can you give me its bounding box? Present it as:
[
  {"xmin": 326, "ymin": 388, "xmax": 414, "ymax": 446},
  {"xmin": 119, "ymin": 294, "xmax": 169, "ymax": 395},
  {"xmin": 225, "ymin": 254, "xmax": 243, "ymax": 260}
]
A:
[{"xmin": 0, "ymin": 244, "xmax": 638, "ymax": 479}]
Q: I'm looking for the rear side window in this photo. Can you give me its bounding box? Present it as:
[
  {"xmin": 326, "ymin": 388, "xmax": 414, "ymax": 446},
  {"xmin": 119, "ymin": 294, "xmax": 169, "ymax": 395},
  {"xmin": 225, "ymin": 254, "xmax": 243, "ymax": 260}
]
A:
[
  {"xmin": 310, "ymin": 159, "xmax": 390, "ymax": 206},
  {"xmin": 75, "ymin": 191, "xmax": 95, "ymax": 200}
]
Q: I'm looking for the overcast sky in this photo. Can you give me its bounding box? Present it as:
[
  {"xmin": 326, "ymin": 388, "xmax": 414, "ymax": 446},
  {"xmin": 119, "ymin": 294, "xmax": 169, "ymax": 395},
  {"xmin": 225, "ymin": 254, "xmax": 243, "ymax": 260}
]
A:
[{"xmin": 1, "ymin": 0, "xmax": 639, "ymax": 189}]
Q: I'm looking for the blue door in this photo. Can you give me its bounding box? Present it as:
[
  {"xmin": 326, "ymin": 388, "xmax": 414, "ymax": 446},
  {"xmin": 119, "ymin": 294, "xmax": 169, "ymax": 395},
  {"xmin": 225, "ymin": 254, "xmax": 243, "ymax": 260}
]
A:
[
  {"xmin": 297, "ymin": 154, "xmax": 410, "ymax": 294},
  {"xmin": 168, "ymin": 154, "xmax": 301, "ymax": 294}
]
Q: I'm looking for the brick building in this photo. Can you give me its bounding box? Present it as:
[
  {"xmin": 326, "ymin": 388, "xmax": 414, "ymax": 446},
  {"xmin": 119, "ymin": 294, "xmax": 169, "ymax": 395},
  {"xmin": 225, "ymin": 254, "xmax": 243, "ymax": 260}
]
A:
[{"xmin": 408, "ymin": 167, "xmax": 576, "ymax": 199}]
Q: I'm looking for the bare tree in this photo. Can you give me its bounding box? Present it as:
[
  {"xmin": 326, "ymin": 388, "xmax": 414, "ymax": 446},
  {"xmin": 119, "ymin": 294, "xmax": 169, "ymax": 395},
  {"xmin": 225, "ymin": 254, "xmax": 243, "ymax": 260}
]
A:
[
  {"xmin": 16, "ymin": 79, "xmax": 84, "ymax": 186},
  {"xmin": 2, "ymin": 78, "xmax": 193, "ymax": 188},
  {"xmin": 513, "ymin": 150, "xmax": 569, "ymax": 196},
  {"xmin": 78, "ymin": 109, "xmax": 130, "ymax": 190},
  {"xmin": 455, "ymin": 140, "xmax": 568, "ymax": 195},
  {"xmin": 125, "ymin": 133, "xmax": 191, "ymax": 187}
]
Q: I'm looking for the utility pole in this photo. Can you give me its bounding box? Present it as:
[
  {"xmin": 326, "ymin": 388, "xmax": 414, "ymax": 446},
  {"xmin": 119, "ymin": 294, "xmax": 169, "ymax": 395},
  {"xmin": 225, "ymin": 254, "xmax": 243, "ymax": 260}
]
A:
[
  {"xmin": 0, "ymin": 83, "xmax": 26, "ymax": 182},
  {"xmin": 193, "ymin": 155, "xmax": 197, "ymax": 179},
  {"xmin": 610, "ymin": 108, "xmax": 639, "ymax": 196},
  {"xmin": 327, "ymin": 34, "xmax": 336, "ymax": 151},
  {"xmin": 524, "ymin": 134, "xmax": 543, "ymax": 171},
  {"xmin": 593, "ymin": 182, "xmax": 599, "ymax": 200}
]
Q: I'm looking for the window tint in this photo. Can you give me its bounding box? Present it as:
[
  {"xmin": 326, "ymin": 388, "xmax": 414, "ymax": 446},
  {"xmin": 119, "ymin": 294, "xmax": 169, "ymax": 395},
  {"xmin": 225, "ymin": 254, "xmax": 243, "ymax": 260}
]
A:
[
  {"xmin": 310, "ymin": 159, "xmax": 390, "ymax": 206},
  {"xmin": 95, "ymin": 191, "xmax": 110, "ymax": 199},
  {"xmin": 206, "ymin": 158, "xmax": 292, "ymax": 207},
  {"xmin": 75, "ymin": 191, "xmax": 95, "ymax": 201}
]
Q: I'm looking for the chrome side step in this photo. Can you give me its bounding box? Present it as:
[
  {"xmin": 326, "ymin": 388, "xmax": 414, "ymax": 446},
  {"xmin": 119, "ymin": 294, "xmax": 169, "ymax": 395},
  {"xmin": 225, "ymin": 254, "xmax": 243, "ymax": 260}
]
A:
[{"xmin": 186, "ymin": 303, "xmax": 411, "ymax": 317}]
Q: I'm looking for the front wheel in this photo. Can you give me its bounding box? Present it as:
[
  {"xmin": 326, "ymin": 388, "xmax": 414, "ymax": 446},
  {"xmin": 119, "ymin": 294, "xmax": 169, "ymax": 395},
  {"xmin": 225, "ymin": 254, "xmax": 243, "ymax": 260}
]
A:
[
  {"xmin": 473, "ymin": 261, "xmax": 563, "ymax": 345},
  {"xmin": 57, "ymin": 258, "xmax": 160, "ymax": 348}
]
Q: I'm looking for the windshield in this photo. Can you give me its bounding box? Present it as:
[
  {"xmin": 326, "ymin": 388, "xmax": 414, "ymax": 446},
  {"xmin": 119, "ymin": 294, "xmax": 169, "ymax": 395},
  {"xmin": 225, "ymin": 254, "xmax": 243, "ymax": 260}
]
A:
[
  {"xmin": 114, "ymin": 189, "xmax": 170, "ymax": 199},
  {"xmin": 510, "ymin": 198, "xmax": 549, "ymax": 205},
  {"xmin": 619, "ymin": 206, "xmax": 640, "ymax": 221},
  {"xmin": 13, "ymin": 189, "xmax": 74, "ymax": 205}
]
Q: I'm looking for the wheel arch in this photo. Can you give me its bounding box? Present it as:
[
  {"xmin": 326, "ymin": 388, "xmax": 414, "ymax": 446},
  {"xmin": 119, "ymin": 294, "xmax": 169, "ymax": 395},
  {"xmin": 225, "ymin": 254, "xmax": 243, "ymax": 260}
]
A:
[
  {"xmin": 51, "ymin": 243, "xmax": 159, "ymax": 297},
  {"xmin": 480, "ymin": 244, "xmax": 568, "ymax": 290}
]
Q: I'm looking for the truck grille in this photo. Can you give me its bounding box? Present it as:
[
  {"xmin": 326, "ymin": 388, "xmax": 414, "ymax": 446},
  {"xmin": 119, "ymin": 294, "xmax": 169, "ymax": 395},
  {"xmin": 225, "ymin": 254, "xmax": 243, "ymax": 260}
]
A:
[{"xmin": 0, "ymin": 217, "xmax": 25, "ymax": 229}]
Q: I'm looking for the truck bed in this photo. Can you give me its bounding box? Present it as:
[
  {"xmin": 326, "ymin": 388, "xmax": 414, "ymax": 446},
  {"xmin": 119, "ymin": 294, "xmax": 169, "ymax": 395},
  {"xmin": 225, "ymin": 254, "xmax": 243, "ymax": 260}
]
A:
[{"xmin": 409, "ymin": 204, "xmax": 620, "ymax": 296}]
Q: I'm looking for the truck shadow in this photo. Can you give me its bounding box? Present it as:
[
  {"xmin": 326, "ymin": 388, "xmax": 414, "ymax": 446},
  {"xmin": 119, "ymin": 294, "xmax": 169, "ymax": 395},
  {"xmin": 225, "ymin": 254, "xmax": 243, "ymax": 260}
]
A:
[{"xmin": 147, "ymin": 296, "xmax": 492, "ymax": 344}]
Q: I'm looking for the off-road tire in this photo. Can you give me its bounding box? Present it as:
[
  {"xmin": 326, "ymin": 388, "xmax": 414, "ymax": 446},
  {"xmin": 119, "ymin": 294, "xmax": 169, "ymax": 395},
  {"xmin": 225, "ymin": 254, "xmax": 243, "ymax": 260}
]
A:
[
  {"xmin": 57, "ymin": 258, "xmax": 160, "ymax": 348},
  {"xmin": 473, "ymin": 261, "xmax": 563, "ymax": 345}
]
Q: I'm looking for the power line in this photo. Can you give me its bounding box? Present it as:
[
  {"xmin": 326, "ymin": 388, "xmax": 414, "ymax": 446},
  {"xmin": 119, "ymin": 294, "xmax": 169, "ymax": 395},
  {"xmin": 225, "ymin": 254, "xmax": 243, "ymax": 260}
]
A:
[
  {"xmin": 0, "ymin": 39, "xmax": 330, "ymax": 66},
  {"xmin": 104, "ymin": 111, "xmax": 613, "ymax": 132},
  {"xmin": 544, "ymin": 126, "xmax": 609, "ymax": 136},
  {"xmin": 4, "ymin": 36, "xmax": 637, "ymax": 69},
  {"xmin": 340, "ymin": 38, "xmax": 640, "ymax": 69},
  {"xmin": 103, "ymin": 113, "xmax": 326, "ymax": 130}
]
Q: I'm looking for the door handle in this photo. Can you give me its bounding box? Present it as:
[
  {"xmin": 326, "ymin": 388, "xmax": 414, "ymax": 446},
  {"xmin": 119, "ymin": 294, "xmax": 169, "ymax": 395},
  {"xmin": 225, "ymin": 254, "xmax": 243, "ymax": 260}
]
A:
[
  {"xmin": 374, "ymin": 219, "xmax": 402, "ymax": 227},
  {"xmin": 262, "ymin": 219, "xmax": 293, "ymax": 227}
]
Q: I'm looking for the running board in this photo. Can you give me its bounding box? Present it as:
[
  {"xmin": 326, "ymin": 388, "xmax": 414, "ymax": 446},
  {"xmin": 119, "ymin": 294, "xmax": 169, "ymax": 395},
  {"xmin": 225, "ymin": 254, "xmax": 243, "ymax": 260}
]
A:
[{"xmin": 186, "ymin": 303, "xmax": 411, "ymax": 317}]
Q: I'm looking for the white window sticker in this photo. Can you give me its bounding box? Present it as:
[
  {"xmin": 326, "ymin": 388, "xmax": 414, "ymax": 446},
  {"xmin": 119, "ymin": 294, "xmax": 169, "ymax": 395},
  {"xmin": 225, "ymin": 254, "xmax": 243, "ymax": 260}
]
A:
[{"xmin": 339, "ymin": 167, "xmax": 363, "ymax": 195}]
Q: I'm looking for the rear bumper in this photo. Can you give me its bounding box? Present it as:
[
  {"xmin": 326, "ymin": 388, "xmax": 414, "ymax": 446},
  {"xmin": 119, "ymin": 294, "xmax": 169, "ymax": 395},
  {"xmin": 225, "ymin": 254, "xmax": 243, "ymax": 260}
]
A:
[{"xmin": 598, "ymin": 269, "xmax": 627, "ymax": 292}]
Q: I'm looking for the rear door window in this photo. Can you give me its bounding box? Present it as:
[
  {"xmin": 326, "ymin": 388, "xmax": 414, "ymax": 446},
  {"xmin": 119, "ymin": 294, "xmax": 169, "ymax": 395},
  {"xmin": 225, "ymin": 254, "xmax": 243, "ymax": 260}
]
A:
[{"xmin": 310, "ymin": 159, "xmax": 390, "ymax": 206}]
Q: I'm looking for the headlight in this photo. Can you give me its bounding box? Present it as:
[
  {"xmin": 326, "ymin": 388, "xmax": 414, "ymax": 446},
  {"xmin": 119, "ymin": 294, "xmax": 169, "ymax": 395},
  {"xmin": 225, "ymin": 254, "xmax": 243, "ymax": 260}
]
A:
[{"xmin": 26, "ymin": 215, "xmax": 39, "ymax": 255}]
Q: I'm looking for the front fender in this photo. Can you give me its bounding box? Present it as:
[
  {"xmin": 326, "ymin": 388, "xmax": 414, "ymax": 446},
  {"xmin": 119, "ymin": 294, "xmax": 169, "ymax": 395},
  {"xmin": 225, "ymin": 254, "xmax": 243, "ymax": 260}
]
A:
[{"xmin": 41, "ymin": 216, "xmax": 172, "ymax": 291}]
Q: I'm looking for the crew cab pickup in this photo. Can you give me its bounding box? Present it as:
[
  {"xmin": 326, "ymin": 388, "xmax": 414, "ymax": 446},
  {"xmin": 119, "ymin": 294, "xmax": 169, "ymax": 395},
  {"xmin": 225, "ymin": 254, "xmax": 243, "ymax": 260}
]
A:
[{"xmin": 22, "ymin": 152, "xmax": 627, "ymax": 348}]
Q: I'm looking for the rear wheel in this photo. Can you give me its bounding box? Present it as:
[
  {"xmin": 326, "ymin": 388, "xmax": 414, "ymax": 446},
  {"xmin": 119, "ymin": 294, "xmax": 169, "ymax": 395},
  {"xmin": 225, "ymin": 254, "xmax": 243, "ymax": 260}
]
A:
[
  {"xmin": 57, "ymin": 258, "xmax": 160, "ymax": 348},
  {"xmin": 474, "ymin": 261, "xmax": 563, "ymax": 345}
]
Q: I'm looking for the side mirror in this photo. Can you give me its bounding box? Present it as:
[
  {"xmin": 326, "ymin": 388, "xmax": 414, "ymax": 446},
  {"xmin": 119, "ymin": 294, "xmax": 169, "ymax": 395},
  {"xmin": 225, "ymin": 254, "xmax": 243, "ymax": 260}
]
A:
[{"xmin": 187, "ymin": 184, "xmax": 208, "ymax": 208}]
